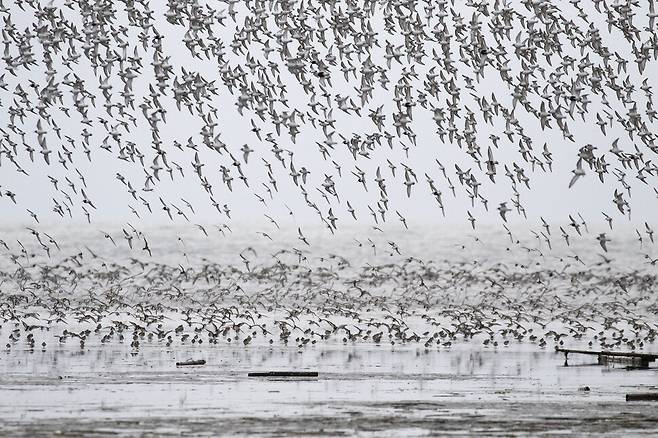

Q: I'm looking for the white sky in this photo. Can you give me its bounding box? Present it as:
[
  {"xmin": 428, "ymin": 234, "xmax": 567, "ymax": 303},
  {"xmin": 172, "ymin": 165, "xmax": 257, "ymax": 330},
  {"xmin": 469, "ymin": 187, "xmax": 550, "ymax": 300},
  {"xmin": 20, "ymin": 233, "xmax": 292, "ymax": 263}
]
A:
[{"xmin": 0, "ymin": 0, "xmax": 656, "ymax": 237}]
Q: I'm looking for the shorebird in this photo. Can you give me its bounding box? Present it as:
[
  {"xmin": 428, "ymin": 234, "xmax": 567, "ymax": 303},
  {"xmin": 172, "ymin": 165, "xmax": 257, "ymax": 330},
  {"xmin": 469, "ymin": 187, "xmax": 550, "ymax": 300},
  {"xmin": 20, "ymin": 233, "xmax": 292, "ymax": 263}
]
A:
[{"xmin": 596, "ymin": 233, "xmax": 611, "ymax": 252}]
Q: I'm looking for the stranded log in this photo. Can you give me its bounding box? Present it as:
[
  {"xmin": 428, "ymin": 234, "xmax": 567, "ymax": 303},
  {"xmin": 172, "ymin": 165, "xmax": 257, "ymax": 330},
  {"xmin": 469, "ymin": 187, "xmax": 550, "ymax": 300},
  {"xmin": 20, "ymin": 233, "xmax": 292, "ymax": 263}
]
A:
[
  {"xmin": 176, "ymin": 359, "xmax": 206, "ymax": 366},
  {"xmin": 626, "ymin": 393, "xmax": 658, "ymax": 402},
  {"xmin": 248, "ymin": 371, "xmax": 318, "ymax": 377}
]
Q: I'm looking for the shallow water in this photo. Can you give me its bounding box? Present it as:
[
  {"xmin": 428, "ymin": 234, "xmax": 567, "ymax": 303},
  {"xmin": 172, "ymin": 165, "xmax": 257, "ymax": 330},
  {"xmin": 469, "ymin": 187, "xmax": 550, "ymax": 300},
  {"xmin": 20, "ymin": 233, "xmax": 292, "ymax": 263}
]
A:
[
  {"xmin": 1, "ymin": 343, "xmax": 657, "ymax": 437},
  {"xmin": 0, "ymin": 225, "xmax": 656, "ymax": 436}
]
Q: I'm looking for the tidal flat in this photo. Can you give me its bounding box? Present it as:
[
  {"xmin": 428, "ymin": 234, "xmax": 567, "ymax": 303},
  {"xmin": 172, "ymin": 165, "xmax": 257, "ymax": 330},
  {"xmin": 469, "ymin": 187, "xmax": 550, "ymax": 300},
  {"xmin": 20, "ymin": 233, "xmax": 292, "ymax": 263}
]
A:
[{"xmin": 1, "ymin": 342, "xmax": 657, "ymax": 437}]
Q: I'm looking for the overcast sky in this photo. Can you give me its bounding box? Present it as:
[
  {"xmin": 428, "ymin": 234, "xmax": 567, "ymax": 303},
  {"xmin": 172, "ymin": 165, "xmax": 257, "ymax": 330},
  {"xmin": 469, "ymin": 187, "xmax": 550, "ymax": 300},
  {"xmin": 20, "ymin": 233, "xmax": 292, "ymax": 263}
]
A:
[{"xmin": 0, "ymin": 0, "xmax": 656, "ymax": 236}]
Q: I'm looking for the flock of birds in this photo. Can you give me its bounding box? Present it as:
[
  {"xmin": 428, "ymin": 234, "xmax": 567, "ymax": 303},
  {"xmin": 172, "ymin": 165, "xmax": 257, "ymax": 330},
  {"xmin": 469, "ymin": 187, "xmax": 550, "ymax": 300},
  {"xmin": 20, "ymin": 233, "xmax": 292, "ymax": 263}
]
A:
[
  {"xmin": 0, "ymin": 245, "xmax": 656, "ymax": 353},
  {"xmin": 0, "ymin": 0, "xmax": 657, "ymax": 352}
]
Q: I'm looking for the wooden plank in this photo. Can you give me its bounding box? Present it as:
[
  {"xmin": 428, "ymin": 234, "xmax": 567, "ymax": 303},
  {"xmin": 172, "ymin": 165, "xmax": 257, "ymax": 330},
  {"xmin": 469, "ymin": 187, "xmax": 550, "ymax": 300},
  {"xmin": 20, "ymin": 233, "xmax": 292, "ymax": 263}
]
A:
[
  {"xmin": 176, "ymin": 359, "xmax": 206, "ymax": 366},
  {"xmin": 626, "ymin": 393, "xmax": 658, "ymax": 402},
  {"xmin": 248, "ymin": 371, "xmax": 318, "ymax": 377}
]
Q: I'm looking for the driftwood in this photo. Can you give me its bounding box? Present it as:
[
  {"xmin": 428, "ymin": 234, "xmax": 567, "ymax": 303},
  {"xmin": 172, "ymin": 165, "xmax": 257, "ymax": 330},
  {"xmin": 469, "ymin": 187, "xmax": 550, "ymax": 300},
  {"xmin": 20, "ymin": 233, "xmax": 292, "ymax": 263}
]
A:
[
  {"xmin": 176, "ymin": 359, "xmax": 206, "ymax": 366},
  {"xmin": 248, "ymin": 371, "xmax": 318, "ymax": 377},
  {"xmin": 626, "ymin": 393, "xmax": 658, "ymax": 402}
]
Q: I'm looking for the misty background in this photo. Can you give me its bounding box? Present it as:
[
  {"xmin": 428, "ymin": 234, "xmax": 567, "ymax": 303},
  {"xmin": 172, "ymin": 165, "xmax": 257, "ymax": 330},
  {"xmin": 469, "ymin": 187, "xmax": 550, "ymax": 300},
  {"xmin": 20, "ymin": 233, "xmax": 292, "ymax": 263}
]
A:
[{"xmin": 0, "ymin": 0, "xmax": 655, "ymax": 253}]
